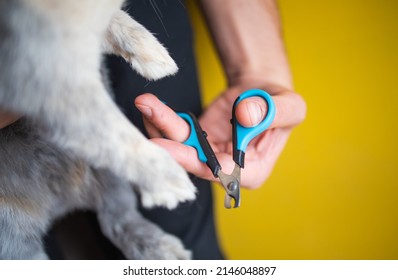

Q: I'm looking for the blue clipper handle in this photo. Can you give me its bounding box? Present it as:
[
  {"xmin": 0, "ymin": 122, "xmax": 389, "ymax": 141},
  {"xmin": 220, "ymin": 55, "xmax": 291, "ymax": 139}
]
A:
[
  {"xmin": 177, "ymin": 112, "xmax": 221, "ymax": 177},
  {"xmin": 232, "ymin": 89, "xmax": 276, "ymax": 168}
]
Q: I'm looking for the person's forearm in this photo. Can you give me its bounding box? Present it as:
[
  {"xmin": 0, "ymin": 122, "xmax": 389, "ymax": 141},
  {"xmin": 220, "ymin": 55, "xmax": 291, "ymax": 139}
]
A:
[{"xmin": 198, "ymin": 0, "xmax": 292, "ymax": 89}]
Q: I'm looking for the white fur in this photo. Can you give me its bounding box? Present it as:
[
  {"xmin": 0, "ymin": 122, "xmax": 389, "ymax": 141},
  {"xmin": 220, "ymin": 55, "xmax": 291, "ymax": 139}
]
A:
[
  {"xmin": 103, "ymin": 10, "xmax": 179, "ymax": 80},
  {"xmin": 0, "ymin": 1, "xmax": 195, "ymax": 208},
  {"xmin": 0, "ymin": 0, "xmax": 197, "ymax": 260}
]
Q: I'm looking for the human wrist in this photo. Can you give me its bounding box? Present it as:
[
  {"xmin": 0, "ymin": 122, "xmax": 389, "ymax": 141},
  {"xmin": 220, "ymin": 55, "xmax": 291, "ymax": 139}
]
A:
[{"xmin": 227, "ymin": 65, "xmax": 293, "ymax": 88}]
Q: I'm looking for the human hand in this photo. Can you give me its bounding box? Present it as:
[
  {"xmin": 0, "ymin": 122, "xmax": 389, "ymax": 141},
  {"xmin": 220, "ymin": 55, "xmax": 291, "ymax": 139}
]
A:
[{"xmin": 135, "ymin": 84, "xmax": 305, "ymax": 189}]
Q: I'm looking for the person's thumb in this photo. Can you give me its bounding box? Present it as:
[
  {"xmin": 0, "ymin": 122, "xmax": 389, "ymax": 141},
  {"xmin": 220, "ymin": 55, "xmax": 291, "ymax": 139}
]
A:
[
  {"xmin": 135, "ymin": 93, "xmax": 190, "ymax": 142},
  {"xmin": 234, "ymin": 96, "xmax": 268, "ymax": 127}
]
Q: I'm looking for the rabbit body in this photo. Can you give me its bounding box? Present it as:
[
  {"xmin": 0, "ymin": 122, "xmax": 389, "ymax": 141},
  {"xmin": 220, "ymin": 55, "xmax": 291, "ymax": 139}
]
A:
[{"xmin": 0, "ymin": 0, "xmax": 195, "ymax": 259}]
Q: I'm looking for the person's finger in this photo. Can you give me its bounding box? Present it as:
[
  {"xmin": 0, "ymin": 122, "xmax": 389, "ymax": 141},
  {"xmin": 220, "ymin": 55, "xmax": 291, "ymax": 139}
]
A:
[
  {"xmin": 151, "ymin": 138, "xmax": 240, "ymax": 186},
  {"xmin": 234, "ymin": 91, "xmax": 306, "ymax": 129},
  {"xmin": 270, "ymin": 91, "xmax": 306, "ymax": 128},
  {"xmin": 234, "ymin": 96, "xmax": 268, "ymax": 127},
  {"xmin": 150, "ymin": 138, "xmax": 215, "ymax": 180},
  {"xmin": 135, "ymin": 93, "xmax": 190, "ymax": 142},
  {"xmin": 142, "ymin": 116, "xmax": 163, "ymax": 138},
  {"xmin": 242, "ymin": 128, "xmax": 291, "ymax": 188},
  {"xmin": 151, "ymin": 136, "xmax": 282, "ymax": 190}
]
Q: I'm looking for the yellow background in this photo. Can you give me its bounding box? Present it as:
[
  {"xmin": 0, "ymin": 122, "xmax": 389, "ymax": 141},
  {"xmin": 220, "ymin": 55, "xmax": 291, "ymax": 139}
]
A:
[{"xmin": 187, "ymin": 0, "xmax": 398, "ymax": 259}]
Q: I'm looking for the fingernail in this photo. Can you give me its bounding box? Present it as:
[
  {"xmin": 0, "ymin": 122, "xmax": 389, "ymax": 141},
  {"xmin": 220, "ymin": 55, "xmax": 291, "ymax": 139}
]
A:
[
  {"xmin": 247, "ymin": 101, "xmax": 264, "ymax": 126},
  {"xmin": 136, "ymin": 104, "xmax": 152, "ymax": 118}
]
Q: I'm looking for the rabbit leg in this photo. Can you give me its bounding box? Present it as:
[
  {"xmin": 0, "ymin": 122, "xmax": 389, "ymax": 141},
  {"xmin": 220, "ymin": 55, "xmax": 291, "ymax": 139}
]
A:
[
  {"xmin": 0, "ymin": 201, "xmax": 49, "ymax": 260},
  {"xmin": 95, "ymin": 171, "xmax": 191, "ymax": 259},
  {"xmin": 102, "ymin": 10, "xmax": 178, "ymax": 80}
]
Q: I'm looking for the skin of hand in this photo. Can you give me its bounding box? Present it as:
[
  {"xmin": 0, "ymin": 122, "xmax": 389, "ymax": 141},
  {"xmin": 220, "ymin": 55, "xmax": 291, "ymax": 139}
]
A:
[
  {"xmin": 135, "ymin": 82, "xmax": 305, "ymax": 189},
  {"xmin": 135, "ymin": 0, "xmax": 306, "ymax": 189}
]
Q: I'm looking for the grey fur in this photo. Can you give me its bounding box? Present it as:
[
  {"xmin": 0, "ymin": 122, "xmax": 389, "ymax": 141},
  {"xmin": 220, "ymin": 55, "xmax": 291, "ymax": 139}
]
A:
[
  {"xmin": 0, "ymin": 0, "xmax": 195, "ymax": 259},
  {"xmin": 0, "ymin": 120, "xmax": 191, "ymax": 259}
]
